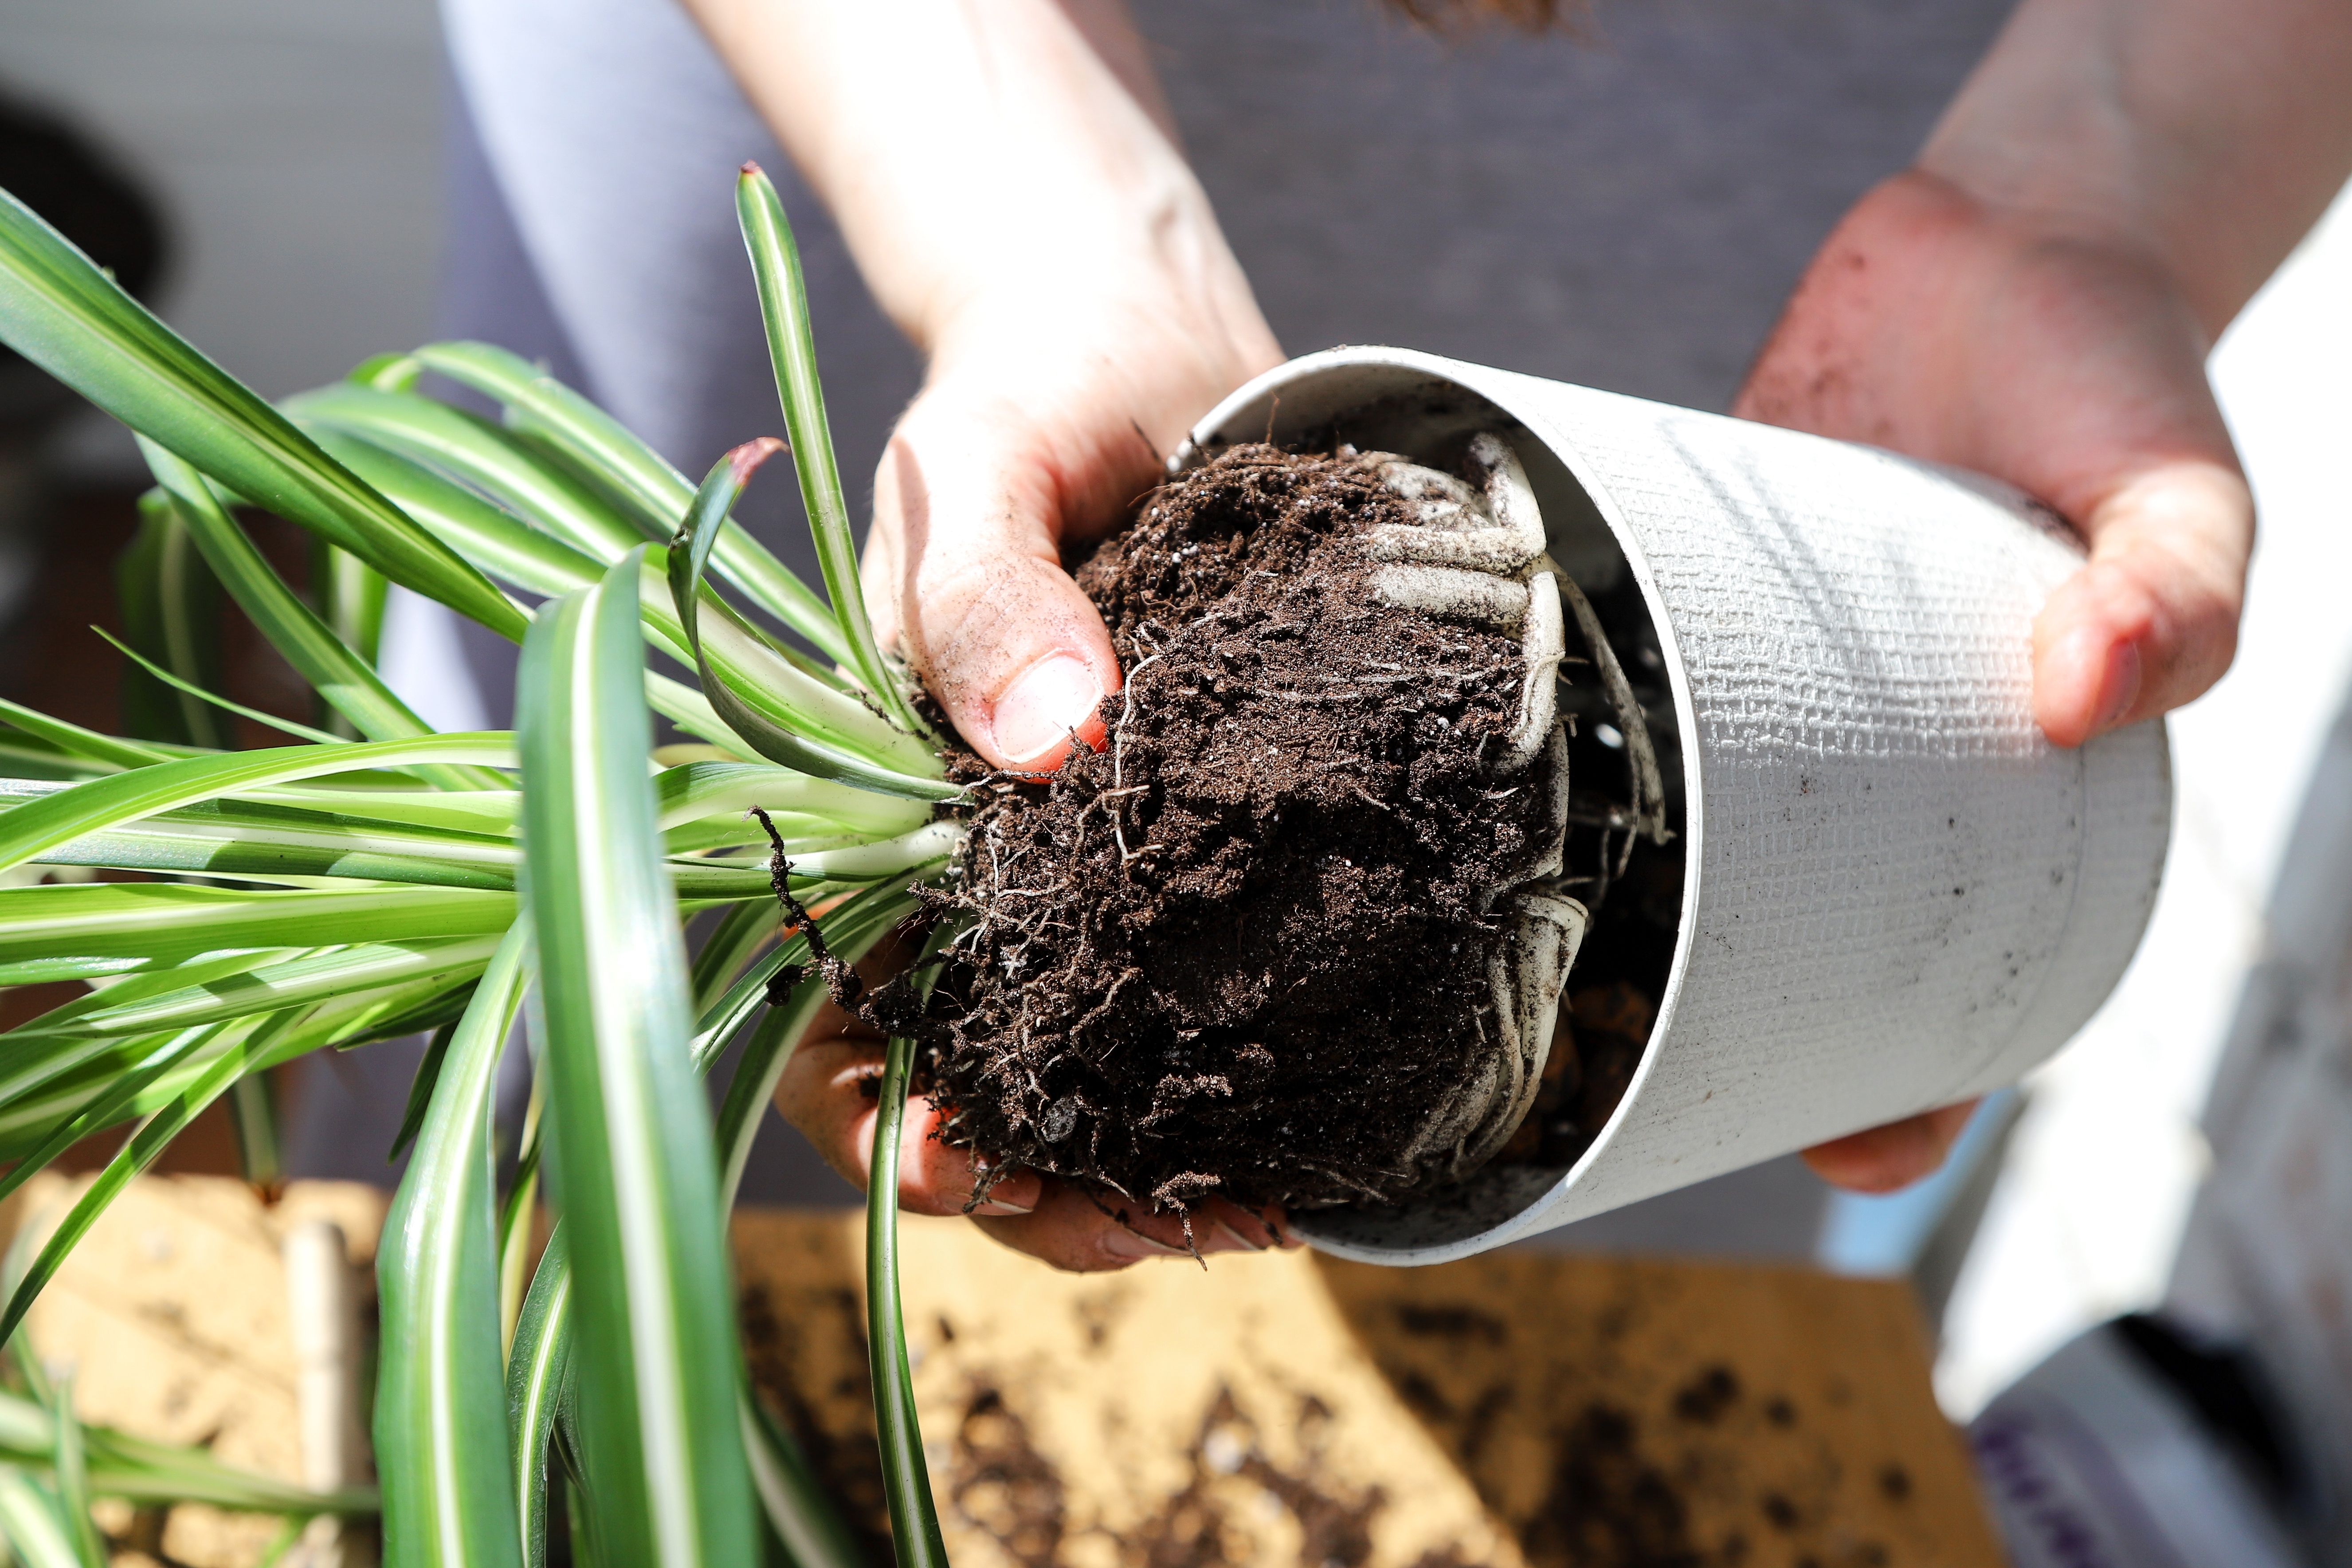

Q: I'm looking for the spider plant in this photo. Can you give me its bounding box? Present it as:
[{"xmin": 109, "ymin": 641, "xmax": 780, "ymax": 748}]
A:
[
  {"xmin": 0, "ymin": 1326, "xmax": 379, "ymax": 1565},
  {"xmin": 0, "ymin": 164, "xmax": 964, "ymax": 1567}
]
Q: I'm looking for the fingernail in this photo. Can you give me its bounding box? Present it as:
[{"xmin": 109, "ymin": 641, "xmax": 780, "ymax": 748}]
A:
[
  {"xmin": 1101, "ymin": 1227, "xmax": 1188, "ymax": 1262},
  {"xmin": 2095, "ymin": 639, "xmax": 2142, "ymax": 733},
  {"xmin": 971, "ymin": 1171, "xmax": 1042, "ymax": 1216},
  {"xmin": 1210, "ymin": 1219, "xmax": 1268, "ymax": 1253},
  {"xmin": 992, "ymin": 653, "xmax": 1103, "ymax": 766}
]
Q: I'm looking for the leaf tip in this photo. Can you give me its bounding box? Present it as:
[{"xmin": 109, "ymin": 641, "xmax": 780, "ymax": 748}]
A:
[{"xmin": 728, "ymin": 436, "xmax": 788, "ymax": 487}]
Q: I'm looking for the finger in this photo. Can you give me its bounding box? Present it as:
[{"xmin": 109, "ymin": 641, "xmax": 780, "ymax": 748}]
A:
[
  {"xmin": 866, "ymin": 400, "xmax": 1129, "ymax": 772},
  {"xmin": 968, "ymin": 1187, "xmax": 1282, "ymax": 1274},
  {"xmin": 2030, "ymin": 458, "xmax": 2250, "ymax": 747},
  {"xmin": 772, "ymin": 1025, "xmax": 1045, "ymax": 1217},
  {"xmin": 1731, "ymin": 170, "xmax": 2252, "ymax": 749},
  {"xmin": 873, "ymin": 1097, "xmax": 1047, "ymax": 1218},
  {"xmin": 775, "ymin": 1013, "xmax": 1293, "ymax": 1266},
  {"xmin": 1800, "ymin": 1099, "xmax": 1979, "ymax": 1193}
]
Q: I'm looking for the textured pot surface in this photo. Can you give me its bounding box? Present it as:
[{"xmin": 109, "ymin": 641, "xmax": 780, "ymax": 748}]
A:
[{"xmin": 1183, "ymin": 349, "xmax": 2172, "ymax": 1264}]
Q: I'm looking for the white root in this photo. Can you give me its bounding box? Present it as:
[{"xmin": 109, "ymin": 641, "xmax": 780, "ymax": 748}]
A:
[
  {"xmin": 1552, "ymin": 564, "xmax": 1668, "ymax": 846},
  {"xmin": 1482, "ymin": 891, "xmax": 1588, "ymax": 1165},
  {"xmin": 1395, "ymin": 890, "xmax": 1587, "ymax": 1185},
  {"xmin": 1508, "ymin": 566, "xmax": 1565, "ymax": 773},
  {"xmin": 1360, "ymin": 432, "xmax": 1548, "ymax": 573},
  {"xmin": 1368, "ymin": 564, "xmax": 1530, "ymax": 629}
]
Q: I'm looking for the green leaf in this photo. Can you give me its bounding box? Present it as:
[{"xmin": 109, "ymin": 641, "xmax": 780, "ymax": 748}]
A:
[
  {"xmin": 513, "ymin": 925, "xmax": 899, "ymax": 1568},
  {"xmin": 741, "ymin": 1392, "xmax": 864, "ymax": 1568},
  {"xmin": 0, "ymin": 733, "xmax": 121, "ymax": 784},
  {"xmin": 351, "ymin": 350, "xmax": 422, "ymax": 392},
  {"xmin": 388, "ymin": 1021, "xmax": 454, "ymax": 1165},
  {"xmin": 868, "ymin": 1019, "xmax": 948, "ymax": 1568},
  {"xmin": 224, "ymin": 1071, "xmax": 282, "ymax": 1196},
  {"xmin": 0, "ymin": 879, "xmax": 511, "ymax": 968},
  {"xmin": 502, "ymin": 885, "xmax": 913, "ymax": 1568},
  {"xmin": 0, "ymin": 1465, "xmax": 80, "ymax": 1568},
  {"xmin": 311, "ymin": 429, "xmax": 606, "ymax": 603},
  {"xmin": 734, "ymin": 166, "xmax": 922, "ymax": 734},
  {"xmin": 0, "ymin": 732, "xmax": 515, "ymax": 875},
  {"xmin": 0, "ymin": 697, "xmax": 181, "ymax": 773},
  {"xmin": 4, "ymin": 935, "xmax": 505, "ymax": 1044},
  {"xmin": 655, "ymin": 761, "xmax": 929, "ymax": 842},
  {"xmin": 140, "ymin": 440, "xmax": 509, "ymax": 791},
  {"xmin": 92, "ymin": 625, "xmax": 346, "ymax": 748},
  {"xmin": 411, "ymin": 341, "xmax": 856, "ymax": 670},
  {"xmin": 0, "ymin": 1026, "xmax": 219, "ymax": 1213},
  {"xmin": 498, "ymin": 1069, "xmax": 545, "ymax": 1352},
  {"xmin": 0, "ymin": 1011, "xmax": 298, "ymax": 1347},
  {"xmin": 0, "ymin": 964, "xmax": 274, "ymax": 1115},
  {"xmin": 315, "ymin": 536, "xmax": 388, "ymax": 664},
  {"xmin": 688, "ymin": 900, "xmax": 776, "ymax": 1016},
  {"xmin": 286, "ymin": 383, "xmax": 644, "ymax": 563},
  {"xmin": 506, "ymin": 1228, "xmax": 571, "ymax": 1568},
  {"xmin": 376, "ymin": 920, "xmax": 529, "ymax": 1568},
  {"xmin": 305, "ymin": 426, "xmax": 875, "ymax": 770},
  {"xmin": 46, "ymin": 1375, "xmax": 102, "ymax": 1568},
  {"xmin": 0, "ymin": 187, "xmax": 527, "ymax": 641},
  {"xmin": 670, "ymin": 443, "xmax": 956, "ymax": 802},
  {"xmin": 517, "ymin": 550, "xmax": 757, "ymax": 1568},
  {"xmin": 117, "ymin": 494, "xmax": 231, "ymax": 750},
  {"xmin": 709, "ymin": 887, "xmax": 917, "ymax": 1210},
  {"xmin": 0, "ymin": 968, "xmax": 490, "ymax": 1168},
  {"xmin": 242, "ymin": 782, "xmax": 520, "ymax": 834},
  {"xmin": 3, "ymin": 792, "xmax": 526, "ymax": 890},
  {"xmin": 0, "ymin": 1390, "xmax": 373, "ymax": 1514},
  {"xmin": 314, "ymin": 528, "xmax": 390, "ymax": 741}
]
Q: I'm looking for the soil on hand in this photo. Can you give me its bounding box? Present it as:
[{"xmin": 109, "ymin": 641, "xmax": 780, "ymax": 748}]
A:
[{"xmin": 922, "ymin": 444, "xmax": 1568, "ymax": 1218}]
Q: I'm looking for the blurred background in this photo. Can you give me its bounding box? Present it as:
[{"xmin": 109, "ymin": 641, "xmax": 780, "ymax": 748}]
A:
[{"xmin": 7, "ymin": 0, "xmax": 2352, "ymax": 1452}]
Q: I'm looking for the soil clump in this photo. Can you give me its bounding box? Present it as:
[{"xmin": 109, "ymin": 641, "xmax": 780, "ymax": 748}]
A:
[{"xmin": 921, "ymin": 443, "xmax": 1569, "ymax": 1217}]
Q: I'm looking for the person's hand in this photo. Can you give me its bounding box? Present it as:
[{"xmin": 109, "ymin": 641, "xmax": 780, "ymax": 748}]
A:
[
  {"xmin": 1738, "ymin": 167, "xmax": 2251, "ymax": 749},
  {"xmin": 861, "ymin": 286, "xmax": 1282, "ymax": 772},
  {"xmin": 688, "ymin": 0, "xmax": 1298, "ymax": 1268},
  {"xmin": 774, "ymin": 937, "xmax": 1299, "ymax": 1273},
  {"xmin": 776, "ymin": 239, "xmax": 1289, "ymax": 1273},
  {"xmin": 1740, "ymin": 168, "xmax": 2254, "ymax": 1192}
]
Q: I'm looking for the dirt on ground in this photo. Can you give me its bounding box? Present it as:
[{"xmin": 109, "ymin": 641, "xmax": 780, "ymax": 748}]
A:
[{"xmin": 733, "ymin": 1209, "xmax": 2008, "ymax": 1568}]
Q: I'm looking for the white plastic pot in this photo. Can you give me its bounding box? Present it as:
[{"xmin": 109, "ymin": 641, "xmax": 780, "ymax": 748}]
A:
[{"xmin": 1178, "ymin": 348, "xmax": 2173, "ymax": 1265}]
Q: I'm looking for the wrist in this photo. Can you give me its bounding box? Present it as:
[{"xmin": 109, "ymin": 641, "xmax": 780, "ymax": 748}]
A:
[
  {"xmin": 910, "ymin": 172, "xmax": 1280, "ymax": 382},
  {"xmin": 1915, "ymin": 0, "xmax": 2352, "ymax": 341}
]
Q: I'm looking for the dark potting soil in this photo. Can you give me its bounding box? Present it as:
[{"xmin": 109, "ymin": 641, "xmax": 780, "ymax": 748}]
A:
[{"xmin": 920, "ymin": 444, "xmax": 1573, "ymax": 1217}]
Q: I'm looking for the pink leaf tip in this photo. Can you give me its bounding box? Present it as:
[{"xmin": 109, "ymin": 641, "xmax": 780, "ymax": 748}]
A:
[{"xmin": 728, "ymin": 436, "xmax": 787, "ymax": 485}]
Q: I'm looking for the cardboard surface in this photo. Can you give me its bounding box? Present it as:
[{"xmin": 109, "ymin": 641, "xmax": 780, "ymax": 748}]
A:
[
  {"xmin": 5, "ymin": 1173, "xmax": 383, "ymax": 1568},
  {"xmin": 736, "ymin": 1211, "xmax": 2007, "ymax": 1568},
  {"xmin": 1, "ymin": 1179, "xmax": 2002, "ymax": 1567}
]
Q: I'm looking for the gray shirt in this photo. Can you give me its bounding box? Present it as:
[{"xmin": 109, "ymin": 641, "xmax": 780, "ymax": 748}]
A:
[{"xmin": 440, "ymin": 0, "xmax": 2016, "ymax": 564}]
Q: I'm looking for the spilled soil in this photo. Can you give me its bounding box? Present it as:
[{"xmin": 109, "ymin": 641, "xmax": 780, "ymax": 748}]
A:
[
  {"xmin": 732, "ymin": 1231, "xmax": 1952, "ymax": 1568},
  {"xmin": 920, "ymin": 444, "xmax": 1571, "ymax": 1216}
]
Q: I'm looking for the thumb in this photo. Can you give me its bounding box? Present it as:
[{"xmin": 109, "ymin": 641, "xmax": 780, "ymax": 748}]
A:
[
  {"xmin": 864, "ymin": 400, "xmax": 1126, "ymax": 772},
  {"xmin": 2030, "ymin": 457, "xmax": 2251, "ymax": 748}
]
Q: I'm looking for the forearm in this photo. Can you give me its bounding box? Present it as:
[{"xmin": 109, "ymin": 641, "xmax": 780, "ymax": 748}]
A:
[
  {"xmin": 1923, "ymin": 0, "xmax": 2352, "ymax": 336},
  {"xmin": 675, "ymin": 0, "xmax": 1273, "ymax": 374}
]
